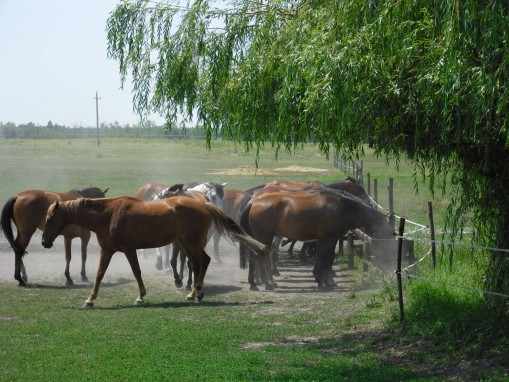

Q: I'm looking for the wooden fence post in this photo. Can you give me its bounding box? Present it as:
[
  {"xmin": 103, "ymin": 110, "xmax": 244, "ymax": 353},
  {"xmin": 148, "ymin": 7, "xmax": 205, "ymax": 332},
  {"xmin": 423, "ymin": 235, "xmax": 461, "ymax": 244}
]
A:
[
  {"xmin": 428, "ymin": 201, "xmax": 436, "ymax": 269},
  {"xmin": 373, "ymin": 179, "xmax": 378, "ymax": 208},
  {"xmin": 367, "ymin": 173, "xmax": 371, "ymax": 197},
  {"xmin": 397, "ymin": 217, "xmax": 406, "ymax": 322}
]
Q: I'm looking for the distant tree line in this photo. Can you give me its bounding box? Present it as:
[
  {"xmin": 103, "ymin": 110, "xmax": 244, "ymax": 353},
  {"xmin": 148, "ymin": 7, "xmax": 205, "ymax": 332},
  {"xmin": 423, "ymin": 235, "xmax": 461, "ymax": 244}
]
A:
[{"xmin": 0, "ymin": 120, "xmax": 206, "ymax": 140}]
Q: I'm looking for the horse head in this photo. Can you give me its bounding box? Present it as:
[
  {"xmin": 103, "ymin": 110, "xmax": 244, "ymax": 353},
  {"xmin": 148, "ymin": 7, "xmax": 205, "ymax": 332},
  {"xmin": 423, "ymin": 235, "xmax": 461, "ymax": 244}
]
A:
[{"xmin": 42, "ymin": 201, "xmax": 67, "ymax": 248}]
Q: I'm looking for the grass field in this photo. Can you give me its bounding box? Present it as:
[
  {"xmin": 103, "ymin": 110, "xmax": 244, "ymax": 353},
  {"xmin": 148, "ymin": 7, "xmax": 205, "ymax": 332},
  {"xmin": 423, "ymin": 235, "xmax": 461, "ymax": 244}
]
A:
[{"xmin": 0, "ymin": 138, "xmax": 506, "ymax": 381}]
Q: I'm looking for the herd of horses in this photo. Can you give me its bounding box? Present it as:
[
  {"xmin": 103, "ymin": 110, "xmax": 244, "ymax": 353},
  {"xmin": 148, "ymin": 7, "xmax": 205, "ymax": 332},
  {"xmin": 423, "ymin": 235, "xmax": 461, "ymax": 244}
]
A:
[{"xmin": 0, "ymin": 177, "xmax": 396, "ymax": 307}]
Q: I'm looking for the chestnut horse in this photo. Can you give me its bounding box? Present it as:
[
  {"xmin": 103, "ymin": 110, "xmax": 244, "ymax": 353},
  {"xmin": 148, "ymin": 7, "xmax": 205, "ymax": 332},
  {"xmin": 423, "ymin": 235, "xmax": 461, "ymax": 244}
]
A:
[
  {"xmin": 240, "ymin": 188, "xmax": 394, "ymax": 290},
  {"xmin": 161, "ymin": 187, "xmax": 211, "ymax": 289},
  {"xmin": 41, "ymin": 196, "xmax": 265, "ymax": 307},
  {"xmin": 0, "ymin": 186, "xmax": 108, "ymax": 286}
]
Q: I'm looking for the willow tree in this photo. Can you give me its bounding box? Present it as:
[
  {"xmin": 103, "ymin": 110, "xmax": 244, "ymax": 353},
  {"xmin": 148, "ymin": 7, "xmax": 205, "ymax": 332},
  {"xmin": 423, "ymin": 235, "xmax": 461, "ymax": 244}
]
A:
[{"xmin": 107, "ymin": 0, "xmax": 509, "ymax": 314}]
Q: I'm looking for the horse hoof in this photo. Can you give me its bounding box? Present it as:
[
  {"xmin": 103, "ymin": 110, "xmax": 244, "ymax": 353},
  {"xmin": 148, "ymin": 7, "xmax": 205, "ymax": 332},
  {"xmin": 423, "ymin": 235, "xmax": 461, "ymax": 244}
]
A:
[
  {"xmin": 82, "ymin": 301, "xmax": 94, "ymax": 309},
  {"xmin": 66, "ymin": 280, "xmax": 74, "ymax": 286},
  {"xmin": 250, "ymin": 285, "xmax": 259, "ymax": 292},
  {"xmin": 174, "ymin": 279, "xmax": 183, "ymax": 288},
  {"xmin": 265, "ymin": 284, "xmax": 275, "ymax": 291},
  {"xmin": 197, "ymin": 292, "xmax": 205, "ymax": 302},
  {"xmin": 15, "ymin": 277, "xmax": 26, "ymax": 287},
  {"xmin": 186, "ymin": 285, "xmax": 192, "ymax": 291},
  {"xmin": 81, "ymin": 276, "xmax": 89, "ymax": 282},
  {"xmin": 186, "ymin": 294, "xmax": 195, "ymax": 301},
  {"xmin": 133, "ymin": 299, "xmax": 144, "ymax": 306}
]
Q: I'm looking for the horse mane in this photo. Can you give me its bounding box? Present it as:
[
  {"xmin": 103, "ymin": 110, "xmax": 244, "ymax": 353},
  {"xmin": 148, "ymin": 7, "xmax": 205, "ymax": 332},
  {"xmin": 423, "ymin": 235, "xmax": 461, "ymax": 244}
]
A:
[
  {"xmin": 245, "ymin": 184, "xmax": 266, "ymax": 193},
  {"xmin": 168, "ymin": 184, "xmax": 184, "ymax": 192},
  {"xmin": 345, "ymin": 176, "xmax": 361, "ymax": 184},
  {"xmin": 62, "ymin": 198, "xmax": 90, "ymax": 217},
  {"xmin": 207, "ymin": 182, "xmax": 226, "ymax": 199},
  {"xmin": 78, "ymin": 187, "xmax": 107, "ymax": 198},
  {"xmin": 309, "ymin": 186, "xmax": 368, "ymax": 205}
]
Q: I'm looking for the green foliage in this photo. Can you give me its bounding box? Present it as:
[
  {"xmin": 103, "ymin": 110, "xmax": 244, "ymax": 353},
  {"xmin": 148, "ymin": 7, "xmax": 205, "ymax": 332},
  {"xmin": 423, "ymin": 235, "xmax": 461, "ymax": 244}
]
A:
[{"xmin": 404, "ymin": 248, "xmax": 509, "ymax": 356}]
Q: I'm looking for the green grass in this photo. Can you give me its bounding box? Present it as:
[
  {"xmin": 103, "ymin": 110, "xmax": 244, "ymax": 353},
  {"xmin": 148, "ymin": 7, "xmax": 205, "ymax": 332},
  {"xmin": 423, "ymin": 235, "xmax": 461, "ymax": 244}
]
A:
[{"xmin": 0, "ymin": 138, "xmax": 507, "ymax": 381}]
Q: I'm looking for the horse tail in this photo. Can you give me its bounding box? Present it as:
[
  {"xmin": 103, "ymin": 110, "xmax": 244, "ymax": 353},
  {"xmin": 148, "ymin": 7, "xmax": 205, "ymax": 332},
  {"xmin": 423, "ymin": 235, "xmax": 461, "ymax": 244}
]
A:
[
  {"xmin": 238, "ymin": 203, "xmax": 253, "ymax": 269},
  {"xmin": 1, "ymin": 197, "xmax": 25, "ymax": 255},
  {"xmin": 203, "ymin": 202, "xmax": 264, "ymax": 264}
]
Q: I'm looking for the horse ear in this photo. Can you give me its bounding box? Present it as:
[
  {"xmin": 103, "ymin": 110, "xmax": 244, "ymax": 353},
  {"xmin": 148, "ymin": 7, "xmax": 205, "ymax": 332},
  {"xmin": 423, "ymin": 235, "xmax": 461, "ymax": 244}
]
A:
[
  {"xmin": 103, "ymin": 188, "xmax": 109, "ymax": 194},
  {"xmin": 54, "ymin": 201, "xmax": 60, "ymax": 210}
]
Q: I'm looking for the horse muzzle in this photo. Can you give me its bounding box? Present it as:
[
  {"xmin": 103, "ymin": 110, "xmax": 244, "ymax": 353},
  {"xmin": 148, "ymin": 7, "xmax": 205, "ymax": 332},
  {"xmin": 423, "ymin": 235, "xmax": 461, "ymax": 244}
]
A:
[{"xmin": 42, "ymin": 240, "xmax": 53, "ymax": 249}]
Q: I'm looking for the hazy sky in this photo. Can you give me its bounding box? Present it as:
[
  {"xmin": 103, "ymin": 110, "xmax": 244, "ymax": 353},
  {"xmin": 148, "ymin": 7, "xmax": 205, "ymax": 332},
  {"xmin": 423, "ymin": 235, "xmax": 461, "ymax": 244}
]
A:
[{"xmin": 0, "ymin": 0, "xmax": 165, "ymax": 127}]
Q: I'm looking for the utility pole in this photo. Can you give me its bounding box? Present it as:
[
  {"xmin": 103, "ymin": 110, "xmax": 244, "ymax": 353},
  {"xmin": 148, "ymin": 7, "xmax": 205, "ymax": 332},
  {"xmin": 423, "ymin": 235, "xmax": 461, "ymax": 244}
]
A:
[{"xmin": 95, "ymin": 91, "xmax": 101, "ymax": 146}]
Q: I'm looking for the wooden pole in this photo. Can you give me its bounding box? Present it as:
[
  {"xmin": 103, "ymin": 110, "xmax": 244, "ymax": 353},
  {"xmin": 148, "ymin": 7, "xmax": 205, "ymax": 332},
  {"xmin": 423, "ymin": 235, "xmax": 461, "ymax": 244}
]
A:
[
  {"xmin": 397, "ymin": 218, "xmax": 406, "ymax": 322},
  {"xmin": 367, "ymin": 173, "xmax": 371, "ymax": 197},
  {"xmin": 428, "ymin": 201, "xmax": 436, "ymax": 269},
  {"xmin": 374, "ymin": 179, "xmax": 378, "ymax": 208},
  {"xmin": 388, "ymin": 178, "xmax": 395, "ymax": 226}
]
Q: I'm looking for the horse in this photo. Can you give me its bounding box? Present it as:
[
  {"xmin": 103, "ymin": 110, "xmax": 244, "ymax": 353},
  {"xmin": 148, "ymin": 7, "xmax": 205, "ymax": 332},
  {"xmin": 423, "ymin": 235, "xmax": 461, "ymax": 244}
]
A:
[
  {"xmin": 211, "ymin": 189, "xmax": 247, "ymax": 264},
  {"xmin": 240, "ymin": 187, "xmax": 394, "ymax": 291},
  {"xmin": 134, "ymin": 182, "xmax": 171, "ymax": 269},
  {"xmin": 41, "ymin": 196, "xmax": 265, "ymax": 307},
  {"xmin": 0, "ymin": 187, "xmax": 109, "ymax": 286},
  {"xmin": 161, "ymin": 187, "xmax": 211, "ymax": 289},
  {"xmin": 183, "ymin": 181, "xmax": 227, "ymax": 211},
  {"xmin": 134, "ymin": 181, "xmax": 227, "ymax": 271}
]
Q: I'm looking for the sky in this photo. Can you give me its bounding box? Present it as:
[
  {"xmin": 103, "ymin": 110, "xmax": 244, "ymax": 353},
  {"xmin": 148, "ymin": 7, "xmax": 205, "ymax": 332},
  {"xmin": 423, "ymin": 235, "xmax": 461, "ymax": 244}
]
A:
[{"xmin": 0, "ymin": 0, "xmax": 165, "ymax": 127}]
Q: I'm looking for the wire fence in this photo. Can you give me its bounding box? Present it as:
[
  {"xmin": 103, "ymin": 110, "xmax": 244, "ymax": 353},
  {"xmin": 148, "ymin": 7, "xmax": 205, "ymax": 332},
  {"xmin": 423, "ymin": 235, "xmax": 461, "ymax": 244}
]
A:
[{"xmin": 333, "ymin": 151, "xmax": 509, "ymax": 321}]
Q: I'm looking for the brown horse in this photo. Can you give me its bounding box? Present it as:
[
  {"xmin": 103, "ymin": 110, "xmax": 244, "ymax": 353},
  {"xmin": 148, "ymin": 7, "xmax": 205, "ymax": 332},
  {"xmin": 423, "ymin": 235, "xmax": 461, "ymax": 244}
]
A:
[
  {"xmin": 134, "ymin": 182, "xmax": 172, "ymax": 270},
  {"xmin": 240, "ymin": 188, "xmax": 394, "ymax": 290},
  {"xmin": 264, "ymin": 179, "xmax": 324, "ymax": 189},
  {"xmin": 41, "ymin": 196, "xmax": 265, "ymax": 307},
  {"xmin": 161, "ymin": 186, "xmax": 211, "ymax": 289},
  {"xmin": 134, "ymin": 182, "xmax": 169, "ymax": 201},
  {"xmin": 0, "ymin": 187, "xmax": 108, "ymax": 286}
]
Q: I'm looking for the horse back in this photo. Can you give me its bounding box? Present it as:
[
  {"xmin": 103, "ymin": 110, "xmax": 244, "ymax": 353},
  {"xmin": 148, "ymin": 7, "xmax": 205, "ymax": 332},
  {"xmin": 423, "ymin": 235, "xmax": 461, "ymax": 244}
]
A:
[
  {"xmin": 249, "ymin": 191, "xmax": 333, "ymax": 241},
  {"xmin": 134, "ymin": 183, "xmax": 169, "ymax": 201}
]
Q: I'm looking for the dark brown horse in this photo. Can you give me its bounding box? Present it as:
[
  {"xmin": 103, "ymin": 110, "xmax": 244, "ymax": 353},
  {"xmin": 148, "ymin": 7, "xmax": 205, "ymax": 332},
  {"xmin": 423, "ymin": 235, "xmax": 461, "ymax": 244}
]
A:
[
  {"xmin": 240, "ymin": 188, "xmax": 394, "ymax": 290},
  {"xmin": 41, "ymin": 196, "xmax": 265, "ymax": 307},
  {"xmin": 0, "ymin": 187, "xmax": 108, "ymax": 286}
]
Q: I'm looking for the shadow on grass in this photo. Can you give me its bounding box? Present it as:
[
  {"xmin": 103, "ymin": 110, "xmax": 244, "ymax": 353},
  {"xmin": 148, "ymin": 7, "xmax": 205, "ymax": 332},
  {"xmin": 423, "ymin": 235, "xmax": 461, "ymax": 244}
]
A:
[
  {"xmin": 25, "ymin": 277, "xmax": 133, "ymax": 290},
  {"xmin": 94, "ymin": 299, "xmax": 275, "ymax": 311}
]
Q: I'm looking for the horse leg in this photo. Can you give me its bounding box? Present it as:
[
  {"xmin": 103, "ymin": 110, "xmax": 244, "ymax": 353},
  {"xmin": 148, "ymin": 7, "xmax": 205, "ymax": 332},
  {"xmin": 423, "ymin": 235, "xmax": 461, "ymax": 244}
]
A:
[
  {"xmin": 14, "ymin": 252, "xmax": 27, "ymax": 286},
  {"xmin": 316, "ymin": 240, "xmax": 337, "ymax": 291},
  {"xmin": 13, "ymin": 230, "xmax": 34, "ymax": 286},
  {"xmin": 186, "ymin": 258, "xmax": 193, "ymax": 290},
  {"xmin": 247, "ymin": 253, "xmax": 259, "ymax": 291},
  {"xmin": 272, "ymin": 237, "xmax": 282, "ymax": 276},
  {"xmin": 288, "ymin": 240, "xmax": 296, "ymax": 257},
  {"xmin": 80, "ymin": 230, "xmax": 91, "ymax": 282},
  {"xmin": 163, "ymin": 244, "xmax": 171, "ymax": 270},
  {"xmin": 63, "ymin": 237, "xmax": 74, "ymax": 286},
  {"xmin": 264, "ymin": 243, "xmax": 277, "ymax": 290},
  {"xmin": 169, "ymin": 244, "xmax": 183, "ymax": 288},
  {"xmin": 83, "ymin": 248, "xmax": 114, "ymax": 308},
  {"xmin": 155, "ymin": 247, "xmax": 163, "ymax": 270},
  {"xmin": 124, "ymin": 249, "xmax": 147, "ymax": 305},
  {"xmin": 187, "ymin": 251, "xmax": 210, "ymax": 302}
]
